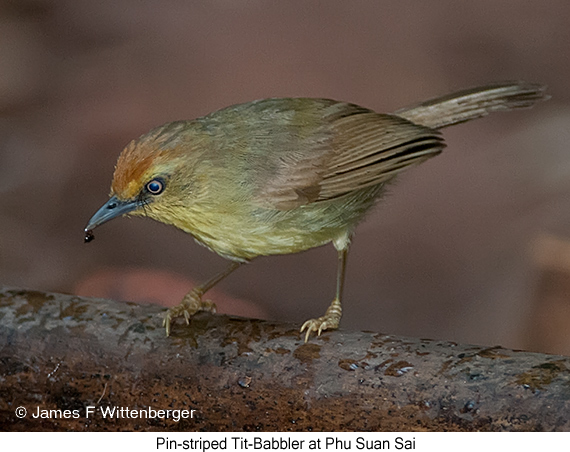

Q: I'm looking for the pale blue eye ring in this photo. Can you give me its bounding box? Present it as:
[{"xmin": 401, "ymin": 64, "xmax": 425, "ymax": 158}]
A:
[{"xmin": 146, "ymin": 179, "xmax": 165, "ymax": 195}]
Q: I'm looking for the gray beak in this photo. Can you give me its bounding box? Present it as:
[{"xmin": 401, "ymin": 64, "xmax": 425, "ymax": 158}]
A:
[{"xmin": 85, "ymin": 195, "xmax": 140, "ymax": 232}]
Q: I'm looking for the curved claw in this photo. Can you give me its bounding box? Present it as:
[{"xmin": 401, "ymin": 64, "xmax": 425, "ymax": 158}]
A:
[
  {"xmin": 300, "ymin": 320, "xmax": 312, "ymax": 343},
  {"xmin": 300, "ymin": 318, "xmax": 331, "ymax": 342},
  {"xmin": 162, "ymin": 290, "xmax": 217, "ymax": 336},
  {"xmin": 163, "ymin": 315, "xmax": 170, "ymax": 337},
  {"xmin": 300, "ymin": 299, "xmax": 342, "ymax": 342}
]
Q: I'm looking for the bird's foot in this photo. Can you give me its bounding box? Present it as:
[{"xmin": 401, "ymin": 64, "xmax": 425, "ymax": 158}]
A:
[
  {"xmin": 163, "ymin": 288, "xmax": 217, "ymax": 336},
  {"xmin": 300, "ymin": 297, "xmax": 342, "ymax": 342}
]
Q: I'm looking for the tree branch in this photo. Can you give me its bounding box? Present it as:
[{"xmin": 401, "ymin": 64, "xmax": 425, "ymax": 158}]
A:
[{"xmin": 0, "ymin": 286, "xmax": 569, "ymax": 431}]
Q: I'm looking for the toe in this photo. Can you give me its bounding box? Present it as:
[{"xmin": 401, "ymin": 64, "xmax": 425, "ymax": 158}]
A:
[
  {"xmin": 300, "ymin": 320, "xmax": 319, "ymax": 342},
  {"xmin": 304, "ymin": 327, "xmax": 313, "ymax": 343}
]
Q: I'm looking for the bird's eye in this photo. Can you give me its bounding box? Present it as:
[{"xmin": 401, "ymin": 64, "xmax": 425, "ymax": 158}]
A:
[{"xmin": 146, "ymin": 178, "xmax": 165, "ymax": 195}]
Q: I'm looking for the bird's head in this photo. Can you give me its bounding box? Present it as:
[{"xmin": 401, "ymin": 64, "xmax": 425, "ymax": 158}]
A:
[{"xmin": 85, "ymin": 122, "xmax": 201, "ymax": 238}]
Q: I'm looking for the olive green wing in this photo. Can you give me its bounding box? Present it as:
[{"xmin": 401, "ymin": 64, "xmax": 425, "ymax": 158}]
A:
[
  {"xmin": 252, "ymin": 99, "xmax": 444, "ymax": 210},
  {"xmin": 317, "ymin": 110, "xmax": 444, "ymax": 200}
]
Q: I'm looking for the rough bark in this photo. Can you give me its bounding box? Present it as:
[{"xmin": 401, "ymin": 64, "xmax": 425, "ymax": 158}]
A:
[{"xmin": 0, "ymin": 286, "xmax": 569, "ymax": 431}]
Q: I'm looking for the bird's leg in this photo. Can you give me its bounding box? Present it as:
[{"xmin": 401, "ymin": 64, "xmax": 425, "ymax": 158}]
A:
[
  {"xmin": 163, "ymin": 261, "xmax": 243, "ymax": 336},
  {"xmin": 300, "ymin": 246, "xmax": 347, "ymax": 342}
]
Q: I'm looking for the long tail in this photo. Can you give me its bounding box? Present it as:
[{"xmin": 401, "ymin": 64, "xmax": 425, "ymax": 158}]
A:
[{"xmin": 394, "ymin": 81, "xmax": 548, "ymax": 129}]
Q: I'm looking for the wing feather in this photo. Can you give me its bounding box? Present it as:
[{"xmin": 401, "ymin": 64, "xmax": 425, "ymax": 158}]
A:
[{"xmin": 252, "ymin": 100, "xmax": 444, "ymax": 209}]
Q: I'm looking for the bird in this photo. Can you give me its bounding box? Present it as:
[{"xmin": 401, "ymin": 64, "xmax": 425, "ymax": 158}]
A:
[{"xmin": 85, "ymin": 81, "xmax": 547, "ymax": 341}]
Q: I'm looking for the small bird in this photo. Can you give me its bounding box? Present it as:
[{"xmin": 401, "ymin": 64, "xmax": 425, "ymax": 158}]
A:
[{"xmin": 85, "ymin": 82, "xmax": 547, "ymax": 341}]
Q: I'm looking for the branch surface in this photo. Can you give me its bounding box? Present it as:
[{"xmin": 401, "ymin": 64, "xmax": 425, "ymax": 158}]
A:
[{"xmin": 0, "ymin": 286, "xmax": 569, "ymax": 431}]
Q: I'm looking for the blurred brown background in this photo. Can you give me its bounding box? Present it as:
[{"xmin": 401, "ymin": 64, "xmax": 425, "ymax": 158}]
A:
[{"xmin": 2, "ymin": 0, "xmax": 569, "ymax": 354}]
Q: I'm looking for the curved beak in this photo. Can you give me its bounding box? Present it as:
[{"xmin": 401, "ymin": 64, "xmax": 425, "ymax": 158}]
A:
[{"xmin": 85, "ymin": 195, "xmax": 140, "ymax": 232}]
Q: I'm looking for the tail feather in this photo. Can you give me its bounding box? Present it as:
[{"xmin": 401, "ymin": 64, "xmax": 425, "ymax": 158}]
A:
[{"xmin": 394, "ymin": 82, "xmax": 548, "ymax": 129}]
